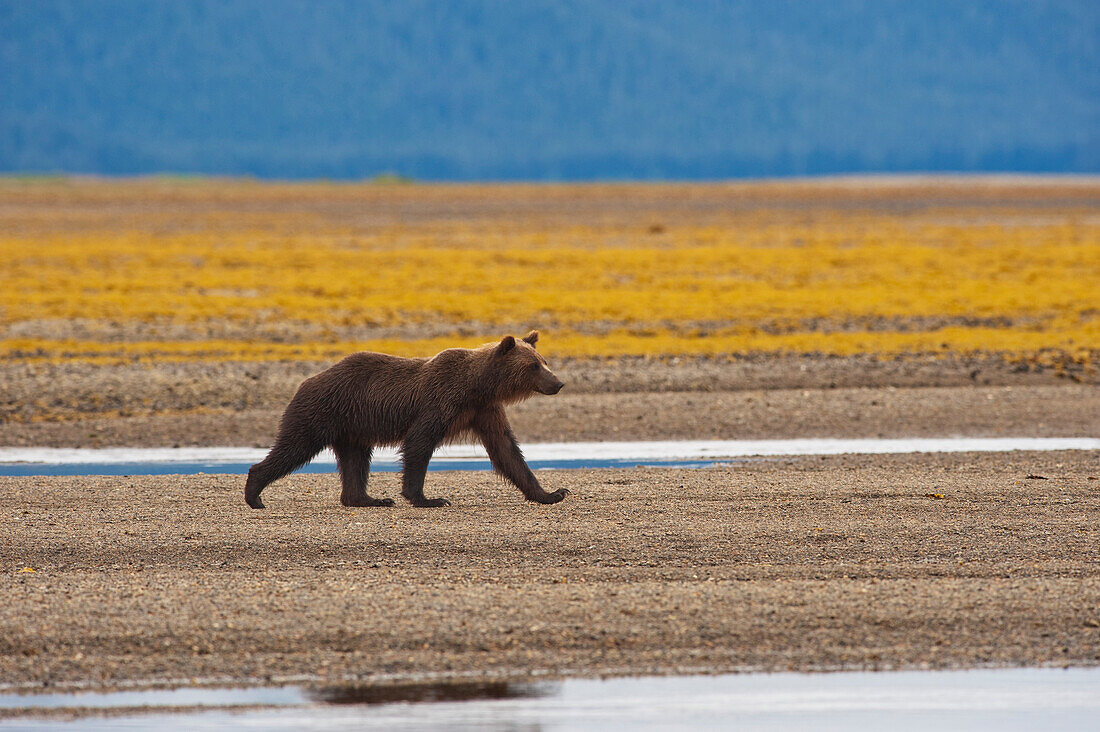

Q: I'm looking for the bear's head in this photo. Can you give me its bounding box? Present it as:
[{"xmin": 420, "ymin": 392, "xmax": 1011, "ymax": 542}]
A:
[{"xmin": 490, "ymin": 330, "xmax": 564, "ymax": 401}]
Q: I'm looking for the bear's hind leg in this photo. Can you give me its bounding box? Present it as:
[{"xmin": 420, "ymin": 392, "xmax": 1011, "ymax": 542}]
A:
[
  {"xmin": 244, "ymin": 435, "xmax": 323, "ymax": 509},
  {"xmin": 334, "ymin": 442, "xmax": 393, "ymax": 507},
  {"xmin": 400, "ymin": 423, "xmax": 450, "ymax": 507}
]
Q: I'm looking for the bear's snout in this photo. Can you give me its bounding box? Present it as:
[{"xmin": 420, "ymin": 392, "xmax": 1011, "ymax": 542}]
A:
[{"xmin": 536, "ymin": 373, "xmax": 564, "ymax": 395}]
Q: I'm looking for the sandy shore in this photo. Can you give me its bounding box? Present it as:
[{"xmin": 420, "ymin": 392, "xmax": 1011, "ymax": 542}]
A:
[{"xmin": 3, "ymin": 450, "xmax": 1098, "ymax": 693}]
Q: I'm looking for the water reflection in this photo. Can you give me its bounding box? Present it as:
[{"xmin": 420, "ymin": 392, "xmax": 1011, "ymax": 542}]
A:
[
  {"xmin": 2, "ymin": 668, "xmax": 1098, "ymax": 731},
  {"xmin": 309, "ymin": 680, "xmax": 556, "ymax": 705}
]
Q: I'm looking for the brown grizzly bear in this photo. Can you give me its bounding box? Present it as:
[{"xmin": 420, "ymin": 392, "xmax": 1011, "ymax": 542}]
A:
[{"xmin": 244, "ymin": 331, "xmax": 566, "ymax": 509}]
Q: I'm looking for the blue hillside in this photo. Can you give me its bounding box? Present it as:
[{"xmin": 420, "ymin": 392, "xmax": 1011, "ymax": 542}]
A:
[{"xmin": 1, "ymin": 0, "xmax": 1097, "ymax": 180}]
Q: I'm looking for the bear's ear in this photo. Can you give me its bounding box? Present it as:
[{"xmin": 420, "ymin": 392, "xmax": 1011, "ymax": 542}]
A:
[
  {"xmin": 523, "ymin": 330, "xmax": 539, "ymax": 347},
  {"xmin": 496, "ymin": 335, "xmax": 516, "ymax": 355}
]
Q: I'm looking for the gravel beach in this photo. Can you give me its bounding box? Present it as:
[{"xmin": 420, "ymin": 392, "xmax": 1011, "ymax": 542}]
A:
[{"xmin": 4, "ymin": 450, "xmax": 1098, "ymax": 694}]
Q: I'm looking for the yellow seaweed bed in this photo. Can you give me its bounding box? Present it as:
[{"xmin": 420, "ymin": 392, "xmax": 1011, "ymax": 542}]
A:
[{"xmin": 0, "ymin": 177, "xmax": 1097, "ymax": 364}]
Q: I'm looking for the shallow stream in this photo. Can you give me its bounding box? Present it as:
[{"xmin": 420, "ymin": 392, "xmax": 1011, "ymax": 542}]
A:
[
  {"xmin": 1, "ymin": 437, "xmax": 1096, "ymax": 477},
  {"xmin": 2, "ymin": 667, "xmax": 1098, "ymax": 730}
]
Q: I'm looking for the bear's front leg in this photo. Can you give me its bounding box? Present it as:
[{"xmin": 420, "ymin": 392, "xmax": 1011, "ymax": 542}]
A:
[
  {"xmin": 400, "ymin": 422, "xmax": 451, "ymax": 508},
  {"xmin": 473, "ymin": 406, "xmax": 568, "ymax": 505}
]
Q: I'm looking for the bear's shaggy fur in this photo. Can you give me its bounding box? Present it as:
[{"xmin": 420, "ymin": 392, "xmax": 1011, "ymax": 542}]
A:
[{"xmin": 244, "ymin": 331, "xmax": 566, "ymax": 509}]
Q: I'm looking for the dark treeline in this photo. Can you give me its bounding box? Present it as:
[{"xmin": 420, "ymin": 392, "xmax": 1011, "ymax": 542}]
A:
[{"xmin": 2, "ymin": 1, "xmax": 1096, "ymax": 180}]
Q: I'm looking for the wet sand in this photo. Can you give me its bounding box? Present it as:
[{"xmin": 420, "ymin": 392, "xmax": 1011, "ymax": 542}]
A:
[{"xmin": 3, "ymin": 450, "xmax": 1099, "ymax": 692}]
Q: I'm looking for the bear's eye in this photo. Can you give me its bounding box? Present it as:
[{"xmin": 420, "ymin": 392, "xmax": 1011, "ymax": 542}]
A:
[{"xmin": 528, "ymin": 362, "xmax": 540, "ymax": 372}]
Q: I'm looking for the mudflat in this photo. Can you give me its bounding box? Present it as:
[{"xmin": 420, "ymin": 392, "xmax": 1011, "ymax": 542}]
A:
[{"xmin": 4, "ymin": 450, "xmax": 1098, "ymax": 692}]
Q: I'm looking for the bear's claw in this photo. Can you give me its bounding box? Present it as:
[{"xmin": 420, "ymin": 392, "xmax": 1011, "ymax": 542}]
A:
[
  {"xmin": 534, "ymin": 488, "xmax": 569, "ymax": 504},
  {"xmin": 342, "ymin": 496, "xmax": 396, "ymax": 507},
  {"xmin": 408, "ymin": 497, "xmax": 451, "ymax": 508}
]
